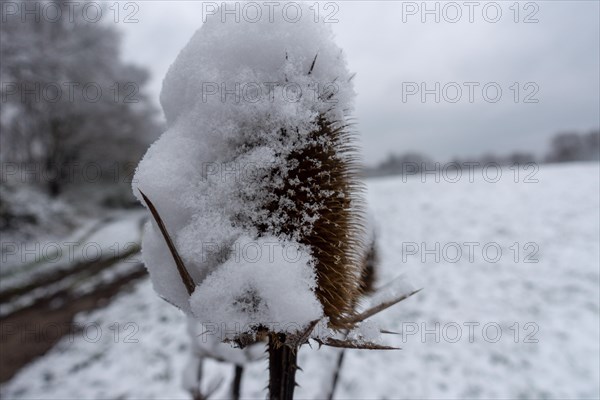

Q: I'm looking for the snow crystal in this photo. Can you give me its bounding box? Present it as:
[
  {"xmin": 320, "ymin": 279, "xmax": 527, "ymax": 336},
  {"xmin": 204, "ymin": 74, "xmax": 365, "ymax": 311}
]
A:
[
  {"xmin": 133, "ymin": 2, "xmax": 355, "ymax": 329},
  {"xmin": 189, "ymin": 236, "xmax": 323, "ymax": 338},
  {"xmin": 185, "ymin": 317, "xmax": 265, "ymax": 367},
  {"xmin": 160, "ymin": 6, "xmax": 354, "ymax": 128},
  {"xmin": 348, "ymin": 320, "xmax": 382, "ymax": 344}
]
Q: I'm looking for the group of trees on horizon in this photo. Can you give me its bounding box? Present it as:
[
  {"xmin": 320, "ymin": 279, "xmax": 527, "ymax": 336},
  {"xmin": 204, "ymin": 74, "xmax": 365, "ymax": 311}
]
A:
[
  {"xmin": 367, "ymin": 130, "xmax": 600, "ymax": 177},
  {"xmin": 1, "ymin": 1, "xmax": 597, "ymax": 195},
  {"xmin": 0, "ymin": 1, "xmax": 162, "ymax": 202}
]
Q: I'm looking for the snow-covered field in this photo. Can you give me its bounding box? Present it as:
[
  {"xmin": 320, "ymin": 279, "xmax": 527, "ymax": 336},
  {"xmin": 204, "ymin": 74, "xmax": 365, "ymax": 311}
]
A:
[{"xmin": 2, "ymin": 162, "xmax": 598, "ymax": 399}]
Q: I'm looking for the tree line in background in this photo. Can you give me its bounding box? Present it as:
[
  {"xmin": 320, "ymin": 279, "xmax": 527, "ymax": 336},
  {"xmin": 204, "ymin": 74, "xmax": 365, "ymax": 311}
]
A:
[
  {"xmin": 0, "ymin": 1, "xmax": 162, "ymax": 205},
  {"xmin": 366, "ymin": 130, "xmax": 600, "ymax": 178},
  {"xmin": 1, "ymin": 1, "xmax": 598, "ymax": 195}
]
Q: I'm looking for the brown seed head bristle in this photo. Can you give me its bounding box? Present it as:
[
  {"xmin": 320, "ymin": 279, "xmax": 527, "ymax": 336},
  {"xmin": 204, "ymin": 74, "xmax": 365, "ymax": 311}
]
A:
[{"xmin": 252, "ymin": 115, "xmax": 366, "ymax": 329}]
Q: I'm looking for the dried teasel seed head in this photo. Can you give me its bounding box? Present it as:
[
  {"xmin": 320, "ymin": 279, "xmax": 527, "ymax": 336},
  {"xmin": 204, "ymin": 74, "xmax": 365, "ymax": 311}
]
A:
[{"xmin": 242, "ymin": 115, "xmax": 367, "ymax": 330}]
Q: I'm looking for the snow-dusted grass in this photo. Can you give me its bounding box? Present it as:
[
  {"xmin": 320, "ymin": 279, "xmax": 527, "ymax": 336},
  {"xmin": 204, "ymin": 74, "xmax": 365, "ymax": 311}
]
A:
[{"xmin": 2, "ymin": 162, "xmax": 598, "ymax": 399}]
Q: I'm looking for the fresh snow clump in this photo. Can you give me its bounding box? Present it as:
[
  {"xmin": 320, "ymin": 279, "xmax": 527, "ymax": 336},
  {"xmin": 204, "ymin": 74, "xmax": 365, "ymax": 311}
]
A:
[
  {"xmin": 189, "ymin": 236, "xmax": 322, "ymax": 338},
  {"xmin": 133, "ymin": 3, "xmax": 355, "ymax": 331}
]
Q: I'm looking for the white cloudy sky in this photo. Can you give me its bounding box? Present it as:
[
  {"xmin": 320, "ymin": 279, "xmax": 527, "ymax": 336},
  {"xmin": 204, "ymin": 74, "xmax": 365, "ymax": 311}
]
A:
[{"xmin": 117, "ymin": 1, "xmax": 599, "ymax": 165}]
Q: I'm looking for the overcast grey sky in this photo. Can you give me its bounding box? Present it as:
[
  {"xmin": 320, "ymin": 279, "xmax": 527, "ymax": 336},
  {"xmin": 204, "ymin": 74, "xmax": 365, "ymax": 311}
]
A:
[{"xmin": 118, "ymin": 1, "xmax": 599, "ymax": 165}]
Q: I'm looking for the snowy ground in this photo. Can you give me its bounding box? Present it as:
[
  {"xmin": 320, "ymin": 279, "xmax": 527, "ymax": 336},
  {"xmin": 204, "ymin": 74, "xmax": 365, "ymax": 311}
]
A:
[
  {"xmin": 0, "ymin": 210, "xmax": 147, "ymax": 316},
  {"xmin": 1, "ymin": 162, "xmax": 598, "ymax": 399}
]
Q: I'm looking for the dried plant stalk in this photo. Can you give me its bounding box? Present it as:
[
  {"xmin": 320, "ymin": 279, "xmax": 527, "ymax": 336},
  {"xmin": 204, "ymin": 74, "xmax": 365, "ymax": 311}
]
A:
[{"xmin": 268, "ymin": 334, "xmax": 298, "ymax": 400}]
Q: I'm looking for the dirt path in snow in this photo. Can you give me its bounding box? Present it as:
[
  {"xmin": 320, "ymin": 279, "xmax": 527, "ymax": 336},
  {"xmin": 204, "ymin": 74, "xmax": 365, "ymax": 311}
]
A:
[
  {"xmin": 0, "ymin": 213, "xmax": 148, "ymax": 383},
  {"xmin": 0, "ymin": 264, "xmax": 147, "ymax": 383}
]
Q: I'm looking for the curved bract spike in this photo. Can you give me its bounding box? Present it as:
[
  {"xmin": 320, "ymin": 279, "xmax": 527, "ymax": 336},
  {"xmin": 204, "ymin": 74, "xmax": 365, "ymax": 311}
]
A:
[
  {"xmin": 314, "ymin": 337, "xmax": 400, "ymax": 350},
  {"xmin": 342, "ymin": 288, "xmax": 423, "ymax": 326},
  {"xmin": 138, "ymin": 189, "xmax": 196, "ymax": 296},
  {"xmin": 308, "ymin": 53, "xmax": 319, "ymax": 75}
]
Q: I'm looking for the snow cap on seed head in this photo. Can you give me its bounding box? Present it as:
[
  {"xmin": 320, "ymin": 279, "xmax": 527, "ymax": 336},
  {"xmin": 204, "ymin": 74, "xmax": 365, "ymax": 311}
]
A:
[{"xmin": 133, "ymin": 2, "xmax": 366, "ymax": 336}]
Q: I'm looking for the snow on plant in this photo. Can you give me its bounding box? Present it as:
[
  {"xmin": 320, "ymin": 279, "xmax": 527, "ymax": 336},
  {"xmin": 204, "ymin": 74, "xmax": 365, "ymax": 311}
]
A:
[
  {"xmin": 134, "ymin": 2, "xmax": 359, "ymax": 335},
  {"xmin": 133, "ymin": 3, "xmax": 420, "ymax": 399}
]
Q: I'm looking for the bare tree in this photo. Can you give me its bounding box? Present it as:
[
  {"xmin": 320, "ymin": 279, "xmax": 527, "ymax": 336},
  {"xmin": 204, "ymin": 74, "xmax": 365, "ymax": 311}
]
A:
[{"xmin": 1, "ymin": 1, "xmax": 160, "ymax": 196}]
